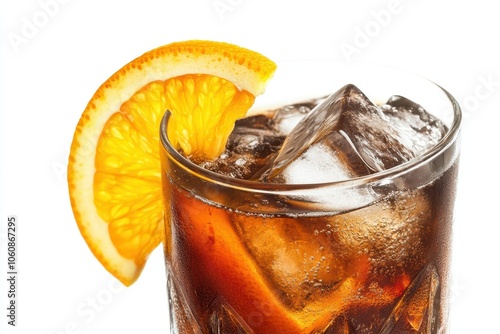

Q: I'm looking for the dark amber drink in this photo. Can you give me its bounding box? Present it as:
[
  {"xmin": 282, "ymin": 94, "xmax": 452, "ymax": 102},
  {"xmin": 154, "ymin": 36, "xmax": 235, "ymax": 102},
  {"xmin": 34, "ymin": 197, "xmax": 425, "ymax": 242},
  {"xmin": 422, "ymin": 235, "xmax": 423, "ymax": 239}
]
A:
[{"xmin": 160, "ymin": 63, "xmax": 461, "ymax": 333}]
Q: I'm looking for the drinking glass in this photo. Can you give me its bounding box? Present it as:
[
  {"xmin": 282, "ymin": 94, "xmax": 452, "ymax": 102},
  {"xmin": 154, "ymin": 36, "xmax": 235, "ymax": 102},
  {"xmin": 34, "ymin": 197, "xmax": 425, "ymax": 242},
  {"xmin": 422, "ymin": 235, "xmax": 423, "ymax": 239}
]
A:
[{"xmin": 159, "ymin": 61, "xmax": 461, "ymax": 334}]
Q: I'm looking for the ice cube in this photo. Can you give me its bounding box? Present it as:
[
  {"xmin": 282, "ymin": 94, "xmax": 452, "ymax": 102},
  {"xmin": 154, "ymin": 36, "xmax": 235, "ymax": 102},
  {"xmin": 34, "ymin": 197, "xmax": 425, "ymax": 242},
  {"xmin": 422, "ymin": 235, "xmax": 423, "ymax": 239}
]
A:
[
  {"xmin": 272, "ymin": 98, "xmax": 325, "ymax": 135},
  {"xmin": 232, "ymin": 214, "xmax": 349, "ymax": 311},
  {"xmin": 200, "ymin": 114, "xmax": 285, "ymax": 179},
  {"xmin": 269, "ymin": 131, "xmax": 370, "ymax": 184},
  {"xmin": 334, "ymin": 188, "xmax": 431, "ymax": 276},
  {"xmin": 381, "ymin": 95, "xmax": 447, "ymax": 157},
  {"xmin": 262, "ymin": 84, "xmax": 446, "ymax": 184}
]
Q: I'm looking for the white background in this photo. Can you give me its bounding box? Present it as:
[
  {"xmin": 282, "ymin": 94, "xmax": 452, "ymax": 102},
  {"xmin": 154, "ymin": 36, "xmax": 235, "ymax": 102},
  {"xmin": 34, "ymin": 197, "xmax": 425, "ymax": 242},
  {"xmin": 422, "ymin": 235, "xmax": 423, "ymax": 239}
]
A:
[{"xmin": 1, "ymin": 1, "xmax": 499, "ymax": 333}]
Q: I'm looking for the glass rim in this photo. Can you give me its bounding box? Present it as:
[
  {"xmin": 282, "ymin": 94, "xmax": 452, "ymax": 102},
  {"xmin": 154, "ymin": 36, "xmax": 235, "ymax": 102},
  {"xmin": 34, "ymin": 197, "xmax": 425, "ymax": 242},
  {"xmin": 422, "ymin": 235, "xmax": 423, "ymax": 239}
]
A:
[{"xmin": 160, "ymin": 82, "xmax": 461, "ymax": 193}]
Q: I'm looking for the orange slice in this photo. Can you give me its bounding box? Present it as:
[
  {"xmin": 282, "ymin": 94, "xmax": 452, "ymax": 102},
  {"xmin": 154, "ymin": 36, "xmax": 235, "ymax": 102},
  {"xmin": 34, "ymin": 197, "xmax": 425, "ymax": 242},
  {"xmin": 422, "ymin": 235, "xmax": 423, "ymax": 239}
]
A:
[
  {"xmin": 171, "ymin": 188, "xmax": 374, "ymax": 333},
  {"xmin": 68, "ymin": 40, "xmax": 276, "ymax": 286}
]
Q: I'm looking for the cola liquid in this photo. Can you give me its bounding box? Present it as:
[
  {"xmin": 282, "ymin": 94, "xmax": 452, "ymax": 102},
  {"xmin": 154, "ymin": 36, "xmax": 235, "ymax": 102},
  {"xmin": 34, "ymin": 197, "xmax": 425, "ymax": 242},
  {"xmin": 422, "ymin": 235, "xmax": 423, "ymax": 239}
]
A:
[{"xmin": 160, "ymin": 84, "xmax": 460, "ymax": 334}]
